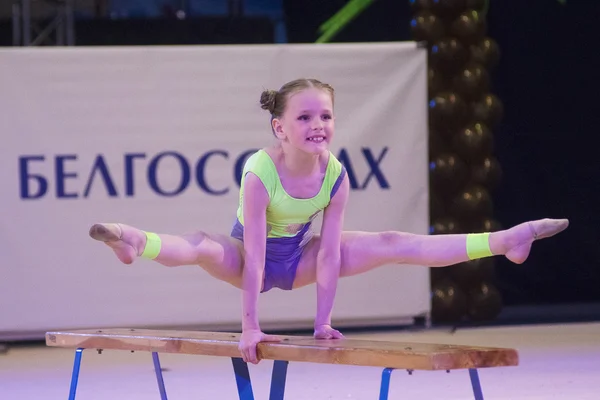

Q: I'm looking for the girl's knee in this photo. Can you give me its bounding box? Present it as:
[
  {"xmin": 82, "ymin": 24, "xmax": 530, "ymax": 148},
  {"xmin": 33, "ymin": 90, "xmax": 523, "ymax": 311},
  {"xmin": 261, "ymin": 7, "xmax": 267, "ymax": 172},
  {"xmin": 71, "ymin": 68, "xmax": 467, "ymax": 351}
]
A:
[{"xmin": 181, "ymin": 230, "xmax": 209, "ymax": 247}]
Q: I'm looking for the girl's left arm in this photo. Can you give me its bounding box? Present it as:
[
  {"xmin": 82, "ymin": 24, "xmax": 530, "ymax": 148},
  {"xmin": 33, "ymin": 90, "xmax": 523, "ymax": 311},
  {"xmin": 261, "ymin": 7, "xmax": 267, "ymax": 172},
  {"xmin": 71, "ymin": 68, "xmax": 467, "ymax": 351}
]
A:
[{"xmin": 314, "ymin": 173, "xmax": 350, "ymax": 337}]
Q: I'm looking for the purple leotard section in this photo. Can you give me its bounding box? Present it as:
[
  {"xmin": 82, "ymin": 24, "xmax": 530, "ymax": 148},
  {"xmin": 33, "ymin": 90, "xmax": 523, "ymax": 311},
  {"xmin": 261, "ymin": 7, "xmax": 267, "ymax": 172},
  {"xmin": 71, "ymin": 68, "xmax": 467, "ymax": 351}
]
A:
[
  {"xmin": 230, "ymin": 219, "xmax": 312, "ymax": 292},
  {"xmin": 330, "ymin": 166, "xmax": 345, "ymax": 200},
  {"xmin": 230, "ymin": 166, "xmax": 346, "ymax": 292}
]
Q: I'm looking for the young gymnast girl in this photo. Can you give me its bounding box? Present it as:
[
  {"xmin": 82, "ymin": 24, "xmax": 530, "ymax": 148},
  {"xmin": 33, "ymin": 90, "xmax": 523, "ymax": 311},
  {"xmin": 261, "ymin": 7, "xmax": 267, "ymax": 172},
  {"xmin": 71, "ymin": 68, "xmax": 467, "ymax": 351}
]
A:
[{"xmin": 88, "ymin": 78, "xmax": 569, "ymax": 365}]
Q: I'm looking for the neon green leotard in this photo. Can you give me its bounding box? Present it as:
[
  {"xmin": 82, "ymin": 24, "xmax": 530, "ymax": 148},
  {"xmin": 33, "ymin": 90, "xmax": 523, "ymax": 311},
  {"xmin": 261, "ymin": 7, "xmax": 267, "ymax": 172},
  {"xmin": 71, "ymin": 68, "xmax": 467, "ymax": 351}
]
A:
[{"xmin": 235, "ymin": 149, "xmax": 345, "ymax": 238}]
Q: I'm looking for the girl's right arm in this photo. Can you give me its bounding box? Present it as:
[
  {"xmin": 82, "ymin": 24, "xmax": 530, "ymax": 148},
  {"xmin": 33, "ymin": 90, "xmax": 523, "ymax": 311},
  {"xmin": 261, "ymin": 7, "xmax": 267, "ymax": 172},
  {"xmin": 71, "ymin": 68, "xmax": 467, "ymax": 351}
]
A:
[{"xmin": 238, "ymin": 171, "xmax": 281, "ymax": 364}]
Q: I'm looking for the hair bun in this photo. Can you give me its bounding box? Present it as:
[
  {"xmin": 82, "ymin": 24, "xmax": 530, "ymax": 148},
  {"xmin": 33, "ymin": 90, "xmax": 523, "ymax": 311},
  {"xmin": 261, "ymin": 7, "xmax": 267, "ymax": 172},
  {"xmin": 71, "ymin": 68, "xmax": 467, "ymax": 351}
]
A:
[{"xmin": 260, "ymin": 89, "xmax": 277, "ymax": 113}]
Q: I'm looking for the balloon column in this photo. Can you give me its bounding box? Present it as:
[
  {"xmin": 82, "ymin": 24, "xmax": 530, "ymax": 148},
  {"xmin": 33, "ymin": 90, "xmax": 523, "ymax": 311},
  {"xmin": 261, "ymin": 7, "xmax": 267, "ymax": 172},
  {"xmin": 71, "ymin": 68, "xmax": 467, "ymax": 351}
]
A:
[{"xmin": 410, "ymin": 0, "xmax": 504, "ymax": 324}]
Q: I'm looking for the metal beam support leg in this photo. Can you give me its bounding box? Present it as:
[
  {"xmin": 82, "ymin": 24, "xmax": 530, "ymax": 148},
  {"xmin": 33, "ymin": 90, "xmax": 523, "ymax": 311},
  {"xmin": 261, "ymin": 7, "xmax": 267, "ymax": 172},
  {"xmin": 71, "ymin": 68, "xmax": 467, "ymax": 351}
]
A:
[
  {"xmin": 68, "ymin": 349, "xmax": 84, "ymax": 400},
  {"xmin": 152, "ymin": 352, "xmax": 168, "ymax": 400},
  {"xmin": 231, "ymin": 357, "xmax": 255, "ymax": 400},
  {"xmin": 378, "ymin": 368, "xmax": 395, "ymax": 400},
  {"xmin": 469, "ymin": 369, "xmax": 485, "ymax": 400},
  {"xmin": 269, "ymin": 360, "xmax": 289, "ymax": 400}
]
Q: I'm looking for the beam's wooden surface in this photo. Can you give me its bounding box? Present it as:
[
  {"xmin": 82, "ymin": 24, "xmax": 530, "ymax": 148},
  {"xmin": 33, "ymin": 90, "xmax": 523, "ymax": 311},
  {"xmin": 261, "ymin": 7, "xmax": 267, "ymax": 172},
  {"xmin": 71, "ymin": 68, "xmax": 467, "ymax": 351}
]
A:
[{"xmin": 45, "ymin": 328, "xmax": 519, "ymax": 371}]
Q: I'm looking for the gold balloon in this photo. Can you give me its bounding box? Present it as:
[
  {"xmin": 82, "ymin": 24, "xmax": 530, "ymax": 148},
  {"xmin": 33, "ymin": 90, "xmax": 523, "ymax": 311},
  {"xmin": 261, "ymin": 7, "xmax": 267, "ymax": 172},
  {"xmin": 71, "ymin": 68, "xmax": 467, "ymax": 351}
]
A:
[
  {"xmin": 429, "ymin": 92, "xmax": 468, "ymax": 131},
  {"xmin": 429, "ymin": 38, "xmax": 470, "ymax": 74},
  {"xmin": 411, "ymin": 11, "xmax": 446, "ymax": 43},
  {"xmin": 452, "ymin": 122, "xmax": 494, "ymax": 163},
  {"xmin": 470, "ymin": 37, "xmax": 501, "ymax": 69},
  {"xmin": 429, "ymin": 153, "xmax": 469, "ymax": 194},
  {"xmin": 472, "ymin": 94, "xmax": 504, "ymax": 128},
  {"xmin": 450, "ymin": 10, "xmax": 487, "ymax": 44},
  {"xmin": 452, "ymin": 63, "xmax": 490, "ymax": 101}
]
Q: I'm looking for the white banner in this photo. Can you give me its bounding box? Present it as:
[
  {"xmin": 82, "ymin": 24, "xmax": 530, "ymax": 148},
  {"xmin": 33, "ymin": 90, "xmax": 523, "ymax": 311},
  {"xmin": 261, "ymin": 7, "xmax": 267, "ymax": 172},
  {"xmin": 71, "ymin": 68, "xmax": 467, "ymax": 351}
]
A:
[{"xmin": 0, "ymin": 42, "xmax": 429, "ymax": 339}]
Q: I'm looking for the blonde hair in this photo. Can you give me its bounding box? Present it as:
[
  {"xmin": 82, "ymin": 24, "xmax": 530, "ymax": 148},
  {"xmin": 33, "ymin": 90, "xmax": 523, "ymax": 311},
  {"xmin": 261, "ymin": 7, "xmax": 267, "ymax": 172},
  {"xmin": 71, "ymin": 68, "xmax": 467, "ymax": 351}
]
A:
[{"xmin": 259, "ymin": 78, "xmax": 335, "ymax": 119}]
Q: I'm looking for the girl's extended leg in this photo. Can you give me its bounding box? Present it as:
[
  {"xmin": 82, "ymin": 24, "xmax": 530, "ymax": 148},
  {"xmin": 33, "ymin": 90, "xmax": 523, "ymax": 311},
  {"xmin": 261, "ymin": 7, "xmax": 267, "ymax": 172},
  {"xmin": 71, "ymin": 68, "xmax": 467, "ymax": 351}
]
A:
[
  {"xmin": 292, "ymin": 218, "xmax": 569, "ymax": 288},
  {"xmin": 88, "ymin": 223, "xmax": 245, "ymax": 288}
]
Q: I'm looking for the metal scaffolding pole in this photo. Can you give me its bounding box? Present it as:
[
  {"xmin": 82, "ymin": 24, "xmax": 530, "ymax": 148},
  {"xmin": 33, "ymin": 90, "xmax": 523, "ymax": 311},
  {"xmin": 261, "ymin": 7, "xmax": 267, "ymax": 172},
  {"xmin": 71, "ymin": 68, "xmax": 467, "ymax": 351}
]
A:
[
  {"xmin": 228, "ymin": 0, "xmax": 243, "ymax": 17},
  {"xmin": 12, "ymin": 0, "xmax": 76, "ymax": 46}
]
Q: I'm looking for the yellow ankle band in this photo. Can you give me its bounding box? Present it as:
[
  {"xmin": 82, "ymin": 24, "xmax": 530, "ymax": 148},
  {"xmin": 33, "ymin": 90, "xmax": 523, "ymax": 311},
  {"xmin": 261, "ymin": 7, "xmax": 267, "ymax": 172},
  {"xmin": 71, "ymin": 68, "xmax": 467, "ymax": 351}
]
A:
[
  {"xmin": 141, "ymin": 231, "xmax": 161, "ymax": 259},
  {"xmin": 466, "ymin": 232, "xmax": 493, "ymax": 260}
]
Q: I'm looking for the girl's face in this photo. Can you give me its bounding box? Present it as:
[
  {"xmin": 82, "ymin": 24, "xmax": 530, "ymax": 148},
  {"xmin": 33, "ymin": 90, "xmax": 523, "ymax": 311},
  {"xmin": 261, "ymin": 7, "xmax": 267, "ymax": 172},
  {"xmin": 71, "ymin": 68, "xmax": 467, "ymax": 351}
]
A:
[{"xmin": 273, "ymin": 88, "xmax": 335, "ymax": 155}]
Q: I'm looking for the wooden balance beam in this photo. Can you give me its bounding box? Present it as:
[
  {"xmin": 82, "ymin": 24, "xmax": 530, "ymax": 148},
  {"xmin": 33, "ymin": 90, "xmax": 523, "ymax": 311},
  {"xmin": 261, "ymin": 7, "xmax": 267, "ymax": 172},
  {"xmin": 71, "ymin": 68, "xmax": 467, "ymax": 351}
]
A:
[{"xmin": 46, "ymin": 328, "xmax": 519, "ymax": 400}]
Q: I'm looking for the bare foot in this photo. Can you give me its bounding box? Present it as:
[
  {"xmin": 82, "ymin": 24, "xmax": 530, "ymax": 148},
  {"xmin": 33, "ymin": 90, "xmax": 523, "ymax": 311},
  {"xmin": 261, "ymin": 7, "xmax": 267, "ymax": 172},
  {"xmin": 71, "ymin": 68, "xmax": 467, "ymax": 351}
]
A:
[
  {"xmin": 491, "ymin": 218, "xmax": 569, "ymax": 264},
  {"xmin": 89, "ymin": 223, "xmax": 147, "ymax": 264}
]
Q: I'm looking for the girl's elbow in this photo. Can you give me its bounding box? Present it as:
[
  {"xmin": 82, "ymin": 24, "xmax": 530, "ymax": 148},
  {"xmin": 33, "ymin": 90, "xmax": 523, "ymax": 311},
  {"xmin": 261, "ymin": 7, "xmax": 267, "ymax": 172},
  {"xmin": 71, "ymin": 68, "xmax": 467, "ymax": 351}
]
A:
[
  {"xmin": 244, "ymin": 257, "xmax": 264, "ymax": 272},
  {"xmin": 318, "ymin": 246, "xmax": 341, "ymax": 259},
  {"xmin": 317, "ymin": 252, "xmax": 341, "ymax": 268}
]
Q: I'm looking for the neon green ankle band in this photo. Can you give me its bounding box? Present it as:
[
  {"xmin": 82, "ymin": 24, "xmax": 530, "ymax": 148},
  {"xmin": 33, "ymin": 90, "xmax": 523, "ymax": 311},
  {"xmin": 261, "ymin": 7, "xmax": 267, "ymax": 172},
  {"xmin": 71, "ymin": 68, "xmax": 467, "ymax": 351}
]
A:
[
  {"xmin": 141, "ymin": 231, "xmax": 161, "ymax": 259},
  {"xmin": 466, "ymin": 232, "xmax": 493, "ymax": 260}
]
